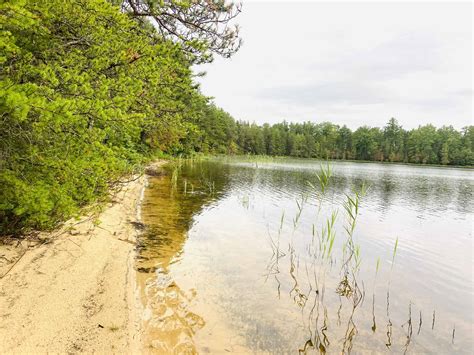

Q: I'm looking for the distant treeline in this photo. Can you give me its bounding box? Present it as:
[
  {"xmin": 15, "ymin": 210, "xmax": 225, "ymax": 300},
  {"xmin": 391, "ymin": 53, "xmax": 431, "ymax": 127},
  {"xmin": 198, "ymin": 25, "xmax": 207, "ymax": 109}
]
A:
[{"xmin": 193, "ymin": 112, "xmax": 474, "ymax": 166}]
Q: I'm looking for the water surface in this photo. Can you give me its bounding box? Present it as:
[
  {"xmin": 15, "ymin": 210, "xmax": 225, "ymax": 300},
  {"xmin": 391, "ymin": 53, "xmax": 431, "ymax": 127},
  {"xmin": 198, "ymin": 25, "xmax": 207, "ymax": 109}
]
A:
[{"xmin": 137, "ymin": 157, "xmax": 473, "ymax": 353}]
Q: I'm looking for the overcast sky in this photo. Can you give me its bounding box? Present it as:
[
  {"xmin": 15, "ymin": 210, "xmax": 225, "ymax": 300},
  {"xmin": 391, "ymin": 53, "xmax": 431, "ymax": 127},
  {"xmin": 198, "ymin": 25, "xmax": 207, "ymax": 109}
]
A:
[{"xmin": 197, "ymin": 1, "xmax": 473, "ymax": 129}]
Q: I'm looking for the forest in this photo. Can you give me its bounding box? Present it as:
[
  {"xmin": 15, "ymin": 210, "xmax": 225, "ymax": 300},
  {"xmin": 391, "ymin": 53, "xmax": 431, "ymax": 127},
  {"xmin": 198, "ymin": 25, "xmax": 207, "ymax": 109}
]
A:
[
  {"xmin": 0, "ymin": 0, "xmax": 241, "ymax": 234},
  {"xmin": 208, "ymin": 116, "xmax": 474, "ymax": 166},
  {"xmin": 1, "ymin": 0, "xmax": 472, "ymax": 235}
]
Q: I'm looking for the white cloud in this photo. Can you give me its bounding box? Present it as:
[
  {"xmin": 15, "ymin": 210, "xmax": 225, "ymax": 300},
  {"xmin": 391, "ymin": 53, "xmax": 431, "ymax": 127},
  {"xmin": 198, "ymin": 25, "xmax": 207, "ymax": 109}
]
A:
[{"xmin": 197, "ymin": 1, "xmax": 473, "ymax": 129}]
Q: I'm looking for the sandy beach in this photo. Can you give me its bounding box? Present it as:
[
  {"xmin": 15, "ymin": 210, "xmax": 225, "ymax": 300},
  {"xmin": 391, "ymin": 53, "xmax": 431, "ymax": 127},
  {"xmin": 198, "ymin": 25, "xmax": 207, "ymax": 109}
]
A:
[{"xmin": 0, "ymin": 164, "xmax": 164, "ymax": 353}]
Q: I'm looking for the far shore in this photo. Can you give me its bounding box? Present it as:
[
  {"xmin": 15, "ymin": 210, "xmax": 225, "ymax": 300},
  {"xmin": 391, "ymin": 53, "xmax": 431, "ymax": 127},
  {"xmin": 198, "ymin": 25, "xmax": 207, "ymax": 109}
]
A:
[{"xmin": 206, "ymin": 154, "xmax": 474, "ymax": 169}]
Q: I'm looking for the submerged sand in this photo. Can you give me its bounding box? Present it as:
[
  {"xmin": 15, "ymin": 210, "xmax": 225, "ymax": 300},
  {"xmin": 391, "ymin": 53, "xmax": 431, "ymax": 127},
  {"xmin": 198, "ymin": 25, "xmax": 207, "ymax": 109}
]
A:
[{"xmin": 0, "ymin": 164, "xmax": 164, "ymax": 353}]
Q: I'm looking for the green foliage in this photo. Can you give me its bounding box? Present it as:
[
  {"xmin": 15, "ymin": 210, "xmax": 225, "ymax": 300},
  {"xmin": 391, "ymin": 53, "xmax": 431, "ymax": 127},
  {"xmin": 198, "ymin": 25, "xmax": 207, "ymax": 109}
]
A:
[
  {"xmin": 0, "ymin": 0, "xmax": 217, "ymax": 234},
  {"xmin": 229, "ymin": 118, "xmax": 473, "ymax": 166},
  {"xmin": 183, "ymin": 100, "xmax": 238, "ymax": 154}
]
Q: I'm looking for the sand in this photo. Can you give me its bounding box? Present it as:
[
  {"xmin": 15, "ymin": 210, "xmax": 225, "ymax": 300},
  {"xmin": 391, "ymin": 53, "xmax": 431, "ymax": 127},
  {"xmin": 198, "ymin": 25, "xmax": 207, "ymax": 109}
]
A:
[{"xmin": 0, "ymin": 164, "xmax": 164, "ymax": 353}]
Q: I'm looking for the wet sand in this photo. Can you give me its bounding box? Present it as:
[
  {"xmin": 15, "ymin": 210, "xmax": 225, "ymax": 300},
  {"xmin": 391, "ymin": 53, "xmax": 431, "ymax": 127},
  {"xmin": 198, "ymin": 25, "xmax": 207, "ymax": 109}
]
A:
[{"xmin": 0, "ymin": 163, "xmax": 164, "ymax": 353}]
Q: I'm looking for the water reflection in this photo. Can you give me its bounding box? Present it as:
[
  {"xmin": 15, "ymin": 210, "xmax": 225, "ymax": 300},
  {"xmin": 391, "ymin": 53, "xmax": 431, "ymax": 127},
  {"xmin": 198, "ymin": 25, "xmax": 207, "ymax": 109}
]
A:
[
  {"xmin": 137, "ymin": 158, "xmax": 473, "ymax": 353},
  {"xmin": 137, "ymin": 161, "xmax": 230, "ymax": 352}
]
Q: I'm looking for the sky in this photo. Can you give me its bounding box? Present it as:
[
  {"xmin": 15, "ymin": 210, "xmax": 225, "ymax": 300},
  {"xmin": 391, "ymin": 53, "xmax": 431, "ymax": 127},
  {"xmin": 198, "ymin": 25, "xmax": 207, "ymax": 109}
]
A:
[{"xmin": 197, "ymin": 1, "xmax": 473, "ymax": 130}]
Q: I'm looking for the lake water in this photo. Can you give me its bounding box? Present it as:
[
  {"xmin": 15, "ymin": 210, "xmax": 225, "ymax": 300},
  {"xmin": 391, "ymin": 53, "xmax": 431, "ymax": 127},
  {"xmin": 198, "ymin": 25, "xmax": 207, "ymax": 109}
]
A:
[{"xmin": 137, "ymin": 157, "xmax": 473, "ymax": 354}]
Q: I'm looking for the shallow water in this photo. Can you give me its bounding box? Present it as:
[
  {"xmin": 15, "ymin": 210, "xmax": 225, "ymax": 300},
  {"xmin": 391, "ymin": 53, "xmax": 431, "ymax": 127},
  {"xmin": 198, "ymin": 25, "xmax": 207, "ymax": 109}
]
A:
[{"xmin": 137, "ymin": 157, "xmax": 473, "ymax": 354}]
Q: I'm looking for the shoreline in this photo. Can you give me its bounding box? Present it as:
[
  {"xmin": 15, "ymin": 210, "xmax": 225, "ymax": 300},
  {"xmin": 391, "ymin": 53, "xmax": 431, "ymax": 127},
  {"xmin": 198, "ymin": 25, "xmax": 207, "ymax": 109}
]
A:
[
  {"xmin": 207, "ymin": 154, "xmax": 474, "ymax": 169},
  {"xmin": 0, "ymin": 161, "xmax": 166, "ymax": 353}
]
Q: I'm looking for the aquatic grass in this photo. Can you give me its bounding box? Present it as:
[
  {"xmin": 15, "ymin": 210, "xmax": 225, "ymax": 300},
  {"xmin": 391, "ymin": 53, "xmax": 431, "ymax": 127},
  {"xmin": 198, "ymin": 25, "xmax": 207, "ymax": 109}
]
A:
[
  {"xmin": 417, "ymin": 310, "xmax": 423, "ymax": 335},
  {"xmin": 264, "ymin": 210, "xmax": 286, "ymax": 282},
  {"xmin": 391, "ymin": 237, "xmax": 399, "ymax": 270},
  {"xmin": 293, "ymin": 193, "xmax": 308, "ymax": 229},
  {"xmin": 326, "ymin": 218, "xmax": 337, "ymax": 258},
  {"xmin": 168, "ymin": 160, "xmax": 184, "ymax": 193},
  {"xmin": 371, "ymin": 257, "xmax": 381, "ymax": 332},
  {"xmin": 296, "ymin": 162, "xmax": 371, "ymax": 353},
  {"xmin": 171, "ymin": 168, "xmax": 178, "ymax": 191},
  {"xmin": 268, "ymin": 161, "xmax": 435, "ymax": 353},
  {"xmin": 382, "ymin": 236, "xmax": 403, "ymax": 349},
  {"xmin": 198, "ymin": 171, "xmax": 216, "ymax": 196},
  {"xmin": 402, "ymin": 302, "xmax": 413, "ymax": 354},
  {"xmin": 307, "ymin": 162, "xmax": 333, "ymax": 216},
  {"xmin": 386, "ymin": 236, "xmax": 399, "ymax": 323},
  {"xmin": 316, "ymin": 162, "xmax": 332, "ymax": 195},
  {"xmin": 340, "ymin": 183, "xmax": 367, "ymax": 279},
  {"xmin": 317, "ymin": 210, "xmax": 338, "ymax": 260},
  {"xmin": 306, "ymin": 163, "xmax": 339, "ymax": 263},
  {"xmin": 335, "ymin": 183, "xmax": 369, "ymax": 353},
  {"xmin": 280, "ymin": 210, "xmax": 285, "ymax": 231},
  {"xmin": 207, "ymin": 180, "xmax": 216, "ymax": 195}
]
